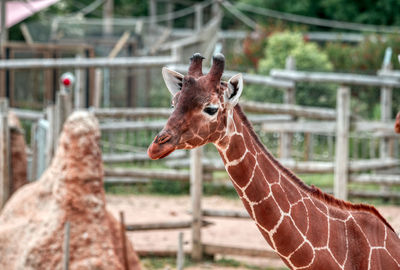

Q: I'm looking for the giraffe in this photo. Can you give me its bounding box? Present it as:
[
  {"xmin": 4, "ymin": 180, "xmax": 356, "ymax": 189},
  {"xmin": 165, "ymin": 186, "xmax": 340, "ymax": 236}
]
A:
[
  {"xmin": 147, "ymin": 53, "xmax": 400, "ymax": 269},
  {"xmin": 395, "ymin": 112, "xmax": 400, "ymax": 134}
]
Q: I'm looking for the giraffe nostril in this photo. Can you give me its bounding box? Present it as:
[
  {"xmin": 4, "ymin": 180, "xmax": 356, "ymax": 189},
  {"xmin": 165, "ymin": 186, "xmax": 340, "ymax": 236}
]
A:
[{"xmin": 155, "ymin": 132, "xmax": 171, "ymax": 144}]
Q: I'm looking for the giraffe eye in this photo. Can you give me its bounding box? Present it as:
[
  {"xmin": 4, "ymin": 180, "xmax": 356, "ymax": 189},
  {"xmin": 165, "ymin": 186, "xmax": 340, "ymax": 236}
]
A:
[{"xmin": 204, "ymin": 107, "xmax": 218, "ymax": 115}]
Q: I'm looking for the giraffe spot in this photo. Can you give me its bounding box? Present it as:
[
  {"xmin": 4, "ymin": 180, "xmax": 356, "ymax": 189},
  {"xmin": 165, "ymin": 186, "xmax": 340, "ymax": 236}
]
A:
[
  {"xmin": 290, "ymin": 201, "xmax": 308, "ymax": 235},
  {"xmin": 370, "ymin": 249, "xmax": 400, "ymax": 270},
  {"xmin": 328, "ymin": 206, "xmax": 350, "ymax": 221},
  {"xmin": 351, "ymin": 211, "xmax": 386, "ymax": 247},
  {"xmin": 181, "ymin": 131, "xmax": 195, "ymax": 141},
  {"xmin": 304, "ymin": 199, "xmax": 328, "ymax": 248},
  {"xmin": 257, "ymin": 154, "xmax": 279, "ymax": 183},
  {"xmin": 289, "ymin": 241, "xmax": 314, "ymax": 268},
  {"xmin": 244, "ymin": 167, "xmax": 270, "ymax": 202},
  {"xmin": 198, "ymin": 124, "xmax": 210, "ymax": 138},
  {"xmin": 209, "ymin": 121, "xmax": 218, "ymax": 133},
  {"xmin": 311, "ymin": 249, "xmax": 341, "ymax": 269},
  {"xmin": 271, "ymin": 185, "xmax": 290, "ymax": 213},
  {"xmin": 227, "ymin": 152, "xmax": 256, "ymax": 188},
  {"xmin": 243, "ymin": 128, "xmax": 256, "ymax": 153},
  {"xmin": 328, "ymin": 220, "xmax": 347, "ymax": 265},
  {"xmin": 226, "ymin": 134, "xmax": 246, "ymax": 161},
  {"xmin": 186, "ymin": 136, "xmax": 203, "ymax": 146},
  {"xmin": 272, "ymin": 216, "xmax": 304, "ymax": 257},
  {"xmin": 253, "ymin": 195, "xmax": 282, "ymax": 231},
  {"xmin": 280, "ymin": 176, "xmax": 303, "ymax": 204},
  {"xmin": 344, "ymin": 217, "xmax": 370, "ymax": 269},
  {"xmin": 209, "ymin": 131, "xmax": 221, "ymax": 142}
]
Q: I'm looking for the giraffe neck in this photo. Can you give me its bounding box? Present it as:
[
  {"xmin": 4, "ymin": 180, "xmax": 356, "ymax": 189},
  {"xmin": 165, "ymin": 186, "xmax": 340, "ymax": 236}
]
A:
[
  {"xmin": 214, "ymin": 105, "xmax": 400, "ymax": 269},
  {"xmin": 215, "ymin": 105, "xmax": 312, "ymax": 255}
]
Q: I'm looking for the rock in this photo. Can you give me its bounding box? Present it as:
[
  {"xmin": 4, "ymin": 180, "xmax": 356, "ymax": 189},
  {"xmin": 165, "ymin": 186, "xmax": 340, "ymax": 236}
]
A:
[
  {"xmin": 0, "ymin": 111, "xmax": 141, "ymax": 270},
  {"xmin": 8, "ymin": 111, "xmax": 28, "ymax": 193}
]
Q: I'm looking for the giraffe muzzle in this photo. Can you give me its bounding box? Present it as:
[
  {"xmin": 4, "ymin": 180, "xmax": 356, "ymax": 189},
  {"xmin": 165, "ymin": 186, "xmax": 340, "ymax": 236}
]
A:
[{"xmin": 147, "ymin": 131, "xmax": 176, "ymax": 160}]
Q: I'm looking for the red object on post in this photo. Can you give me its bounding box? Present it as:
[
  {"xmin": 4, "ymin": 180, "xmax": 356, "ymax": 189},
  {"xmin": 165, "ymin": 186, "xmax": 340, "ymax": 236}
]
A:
[{"xmin": 62, "ymin": 78, "xmax": 71, "ymax": 86}]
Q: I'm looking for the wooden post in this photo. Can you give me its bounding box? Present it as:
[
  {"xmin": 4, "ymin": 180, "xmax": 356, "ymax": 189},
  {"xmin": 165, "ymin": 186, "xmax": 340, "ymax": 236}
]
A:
[
  {"xmin": 119, "ymin": 211, "xmax": 129, "ymax": 270},
  {"xmin": 93, "ymin": 69, "xmax": 102, "ymax": 108},
  {"xmin": 103, "ymin": 0, "xmax": 114, "ymax": 36},
  {"xmin": 190, "ymin": 146, "xmax": 203, "ymax": 261},
  {"xmin": 334, "ymin": 86, "xmax": 350, "ymax": 200},
  {"xmin": 194, "ymin": 4, "xmax": 203, "ymax": 32},
  {"xmin": 63, "ymin": 221, "xmax": 70, "ymax": 270},
  {"xmin": 54, "ymin": 91, "xmax": 72, "ymax": 150},
  {"xmin": 0, "ymin": 98, "xmax": 10, "ymax": 209},
  {"xmin": 74, "ymin": 55, "xmax": 84, "ymax": 109},
  {"xmin": 0, "ymin": 0, "xmax": 7, "ymax": 53},
  {"xmin": 149, "ymin": 0, "xmax": 156, "ymax": 31},
  {"xmin": 280, "ymin": 56, "xmax": 296, "ymax": 159},
  {"xmin": 212, "ymin": 1, "xmax": 221, "ymax": 17},
  {"xmin": 380, "ymin": 86, "xmax": 392, "ymax": 158},
  {"xmin": 45, "ymin": 105, "xmax": 55, "ymax": 167},
  {"xmin": 30, "ymin": 122, "xmax": 38, "ymax": 181},
  {"xmin": 177, "ymin": 232, "xmax": 184, "ymax": 270},
  {"xmin": 166, "ymin": 2, "xmax": 174, "ymax": 28}
]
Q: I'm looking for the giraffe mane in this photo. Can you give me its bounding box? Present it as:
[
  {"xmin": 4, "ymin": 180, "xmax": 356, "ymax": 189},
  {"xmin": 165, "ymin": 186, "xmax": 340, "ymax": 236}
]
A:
[{"xmin": 234, "ymin": 104, "xmax": 396, "ymax": 233}]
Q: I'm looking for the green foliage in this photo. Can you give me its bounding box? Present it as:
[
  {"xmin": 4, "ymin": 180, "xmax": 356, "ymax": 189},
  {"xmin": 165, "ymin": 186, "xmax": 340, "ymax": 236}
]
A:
[
  {"xmin": 259, "ymin": 32, "xmax": 332, "ymax": 73},
  {"xmin": 243, "ymin": 31, "xmax": 336, "ymax": 108}
]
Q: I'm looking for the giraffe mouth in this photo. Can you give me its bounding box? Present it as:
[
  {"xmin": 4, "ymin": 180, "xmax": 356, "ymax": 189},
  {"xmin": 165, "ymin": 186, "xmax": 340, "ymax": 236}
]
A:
[
  {"xmin": 147, "ymin": 142, "xmax": 176, "ymax": 160},
  {"xmin": 148, "ymin": 131, "xmax": 177, "ymax": 160}
]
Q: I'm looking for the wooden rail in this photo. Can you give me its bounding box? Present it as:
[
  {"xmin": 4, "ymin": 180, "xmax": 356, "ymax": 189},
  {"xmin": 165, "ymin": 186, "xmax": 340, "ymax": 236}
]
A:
[
  {"xmin": 125, "ymin": 220, "xmax": 213, "ymax": 231},
  {"xmin": 0, "ymin": 56, "xmax": 178, "ymax": 70},
  {"xmin": 271, "ymin": 69, "xmax": 400, "ymax": 87},
  {"xmin": 241, "ymin": 101, "xmax": 336, "ymax": 120}
]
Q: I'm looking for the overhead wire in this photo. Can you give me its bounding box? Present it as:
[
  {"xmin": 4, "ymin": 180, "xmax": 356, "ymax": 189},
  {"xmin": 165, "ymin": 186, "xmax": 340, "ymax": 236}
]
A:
[{"xmin": 234, "ymin": 1, "xmax": 400, "ymax": 34}]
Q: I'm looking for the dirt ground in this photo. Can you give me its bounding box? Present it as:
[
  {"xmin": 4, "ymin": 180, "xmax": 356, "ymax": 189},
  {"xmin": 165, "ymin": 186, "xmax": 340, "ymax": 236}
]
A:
[{"xmin": 106, "ymin": 194, "xmax": 400, "ymax": 270}]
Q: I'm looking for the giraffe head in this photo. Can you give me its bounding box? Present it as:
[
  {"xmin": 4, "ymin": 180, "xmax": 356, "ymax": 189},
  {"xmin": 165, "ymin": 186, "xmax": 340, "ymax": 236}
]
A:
[{"xmin": 148, "ymin": 53, "xmax": 243, "ymax": 160}]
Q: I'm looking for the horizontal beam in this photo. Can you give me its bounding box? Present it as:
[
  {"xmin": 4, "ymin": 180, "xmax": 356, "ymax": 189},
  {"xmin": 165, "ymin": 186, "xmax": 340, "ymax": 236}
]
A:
[
  {"xmin": 0, "ymin": 56, "xmax": 178, "ymax": 70},
  {"xmin": 92, "ymin": 107, "xmax": 173, "ymax": 118},
  {"xmin": 349, "ymin": 190, "xmax": 400, "ymax": 199},
  {"xmin": 102, "ymin": 150, "xmax": 186, "ymax": 163},
  {"xmin": 168, "ymin": 64, "xmax": 294, "ymax": 89},
  {"xmin": 11, "ymin": 108, "xmax": 44, "ymax": 121},
  {"xmin": 350, "ymin": 174, "xmax": 400, "ymax": 185},
  {"xmin": 271, "ymin": 69, "xmax": 400, "ymax": 87},
  {"xmin": 260, "ymin": 120, "xmax": 397, "ymax": 136},
  {"xmin": 104, "ymin": 167, "xmax": 191, "ymax": 181},
  {"xmin": 100, "ymin": 120, "xmax": 166, "ymax": 131},
  {"xmin": 262, "ymin": 121, "xmax": 335, "ymax": 134},
  {"xmin": 202, "ymin": 209, "xmax": 250, "ymax": 219},
  {"xmin": 125, "ymin": 220, "xmax": 212, "ymax": 231},
  {"xmin": 241, "ymin": 101, "xmax": 336, "ymax": 120},
  {"xmin": 203, "ymin": 244, "xmax": 279, "ymax": 259},
  {"xmin": 377, "ymin": 69, "xmax": 400, "ymax": 79},
  {"xmin": 104, "ymin": 168, "xmax": 213, "ymax": 182}
]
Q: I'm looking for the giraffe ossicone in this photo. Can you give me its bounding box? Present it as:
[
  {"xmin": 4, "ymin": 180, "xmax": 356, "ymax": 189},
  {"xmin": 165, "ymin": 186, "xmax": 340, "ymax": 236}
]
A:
[{"xmin": 148, "ymin": 53, "xmax": 400, "ymax": 269}]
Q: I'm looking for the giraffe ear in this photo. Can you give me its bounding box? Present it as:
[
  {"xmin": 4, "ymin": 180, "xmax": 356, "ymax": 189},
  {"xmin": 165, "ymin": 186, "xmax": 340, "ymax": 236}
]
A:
[
  {"xmin": 162, "ymin": 67, "xmax": 184, "ymax": 96},
  {"xmin": 224, "ymin": 73, "xmax": 243, "ymax": 106}
]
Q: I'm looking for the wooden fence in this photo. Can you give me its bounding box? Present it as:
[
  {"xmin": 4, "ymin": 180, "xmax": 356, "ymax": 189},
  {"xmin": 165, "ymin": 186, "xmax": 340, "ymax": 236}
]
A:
[{"xmin": 1, "ymin": 61, "xmax": 400, "ymax": 262}]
